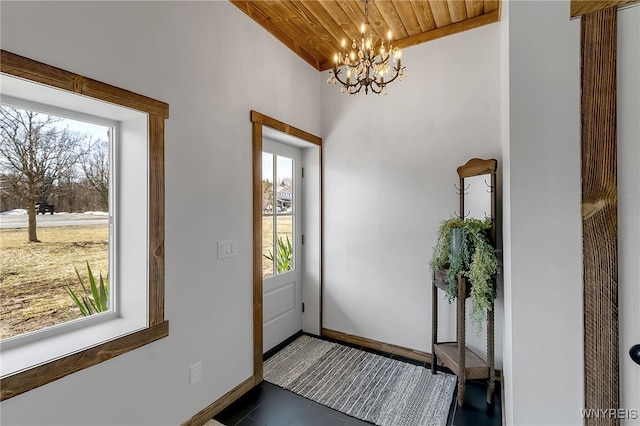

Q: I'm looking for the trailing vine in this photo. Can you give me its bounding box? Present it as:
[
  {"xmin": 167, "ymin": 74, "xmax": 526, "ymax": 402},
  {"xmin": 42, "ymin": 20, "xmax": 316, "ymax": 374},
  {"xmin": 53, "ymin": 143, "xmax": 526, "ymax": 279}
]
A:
[
  {"xmin": 428, "ymin": 217, "xmax": 463, "ymax": 275},
  {"xmin": 430, "ymin": 216, "xmax": 499, "ymax": 330}
]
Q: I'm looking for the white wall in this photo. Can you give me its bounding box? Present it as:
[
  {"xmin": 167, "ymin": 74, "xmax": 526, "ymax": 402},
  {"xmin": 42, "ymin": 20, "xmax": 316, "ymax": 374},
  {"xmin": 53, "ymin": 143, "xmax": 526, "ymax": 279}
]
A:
[
  {"xmin": 302, "ymin": 146, "xmax": 322, "ymax": 336},
  {"xmin": 618, "ymin": 5, "xmax": 640, "ymax": 425},
  {"xmin": 1, "ymin": 2, "xmax": 635, "ymax": 425},
  {"xmin": 0, "ymin": 2, "xmax": 320, "ymax": 425},
  {"xmin": 504, "ymin": 1, "xmax": 583, "ymax": 424},
  {"xmin": 321, "ymin": 23, "xmax": 504, "ymax": 366}
]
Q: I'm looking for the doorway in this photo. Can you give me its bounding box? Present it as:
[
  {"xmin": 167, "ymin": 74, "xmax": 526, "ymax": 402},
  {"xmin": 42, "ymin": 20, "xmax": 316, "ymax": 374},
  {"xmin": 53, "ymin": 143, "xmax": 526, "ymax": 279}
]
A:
[
  {"xmin": 261, "ymin": 140, "xmax": 302, "ymax": 353},
  {"xmin": 250, "ymin": 111, "xmax": 322, "ymax": 382}
]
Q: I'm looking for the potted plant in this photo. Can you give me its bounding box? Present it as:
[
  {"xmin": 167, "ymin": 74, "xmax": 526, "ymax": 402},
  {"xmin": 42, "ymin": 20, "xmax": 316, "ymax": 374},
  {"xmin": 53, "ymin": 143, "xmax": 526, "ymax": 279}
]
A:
[{"xmin": 429, "ymin": 216, "xmax": 499, "ymax": 328}]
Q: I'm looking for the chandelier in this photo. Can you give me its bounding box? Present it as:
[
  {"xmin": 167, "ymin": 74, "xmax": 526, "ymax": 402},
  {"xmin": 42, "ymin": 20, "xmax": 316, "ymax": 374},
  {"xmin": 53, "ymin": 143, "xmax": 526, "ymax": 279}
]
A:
[{"xmin": 327, "ymin": 0, "xmax": 406, "ymax": 95}]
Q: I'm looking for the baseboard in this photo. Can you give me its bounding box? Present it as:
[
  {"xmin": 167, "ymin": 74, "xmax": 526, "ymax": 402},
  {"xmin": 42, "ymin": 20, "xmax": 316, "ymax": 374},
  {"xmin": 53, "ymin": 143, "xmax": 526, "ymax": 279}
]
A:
[
  {"xmin": 321, "ymin": 328, "xmax": 504, "ymax": 384},
  {"xmin": 321, "ymin": 328, "xmax": 433, "ymax": 364},
  {"xmin": 181, "ymin": 375, "xmax": 256, "ymax": 426}
]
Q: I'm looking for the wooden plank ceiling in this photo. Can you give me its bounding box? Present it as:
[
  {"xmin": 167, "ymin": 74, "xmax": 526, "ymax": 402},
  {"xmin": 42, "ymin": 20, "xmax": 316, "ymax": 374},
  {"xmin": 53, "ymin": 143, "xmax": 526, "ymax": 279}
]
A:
[
  {"xmin": 230, "ymin": 0, "xmax": 501, "ymax": 71},
  {"xmin": 230, "ymin": 0, "xmax": 638, "ymax": 72}
]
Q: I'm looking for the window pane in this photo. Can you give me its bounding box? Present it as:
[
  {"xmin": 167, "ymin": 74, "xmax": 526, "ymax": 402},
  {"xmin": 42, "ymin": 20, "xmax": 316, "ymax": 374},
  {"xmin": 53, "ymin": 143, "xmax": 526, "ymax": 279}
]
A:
[
  {"xmin": 276, "ymin": 215, "xmax": 293, "ymax": 274},
  {"xmin": 262, "ymin": 215, "xmax": 275, "ymax": 278},
  {"xmin": 276, "ymin": 156, "xmax": 293, "ymax": 214},
  {"xmin": 262, "ymin": 152, "xmax": 274, "ymax": 214},
  {"xmin": 262, "ymin": 151, "xmax": 274, "ymax": 278},
  {"xmin": 0, "ymin": 105, "xmax": 111, "ymax": 340}
]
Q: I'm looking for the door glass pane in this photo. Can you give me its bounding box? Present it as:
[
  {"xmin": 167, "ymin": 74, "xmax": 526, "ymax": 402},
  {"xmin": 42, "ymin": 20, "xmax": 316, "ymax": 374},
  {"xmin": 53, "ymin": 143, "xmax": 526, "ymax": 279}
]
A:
[
  {"xmin": 276, "ymin": 155, "xmax": 293, "ymax": 275},
  {"xmin": 262, "ymin": 152, "xmax": 274, "ymax": 278},
  {"xmin": 262, "ymin": 151, "xmax": 295, "ymax": 277},
  {"xmin": 276, "ymin": 215, "xmax": 293, "ymax": 274},
  {"xmin": 276, "ymin": 156, "xmax": 293, "ymax": 214},
  {"xmin": 262, "ymin": 215, "xmax": 274, "ymax": 278},
  {"xmin": 262, "ymin": 153, "xmax": 274, "ymax": 214}
]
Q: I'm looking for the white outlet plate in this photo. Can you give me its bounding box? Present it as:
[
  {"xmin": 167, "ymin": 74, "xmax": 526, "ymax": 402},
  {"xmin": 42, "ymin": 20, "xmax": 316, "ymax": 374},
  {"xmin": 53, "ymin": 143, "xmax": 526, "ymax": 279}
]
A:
[
  {"xmin": 218, "ymin": 239, "xmax": 238, "ymax": 259},
  {"xmin": 190, "ymin": 362, "xmax": 202, "ymax": 387}
]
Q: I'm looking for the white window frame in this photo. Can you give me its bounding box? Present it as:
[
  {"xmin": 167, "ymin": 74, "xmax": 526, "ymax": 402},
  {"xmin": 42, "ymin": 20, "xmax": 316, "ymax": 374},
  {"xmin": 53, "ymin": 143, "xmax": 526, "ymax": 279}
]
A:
[{"xmin": 0, "ymin": 96, "xmax": 120, "ymax": 351}]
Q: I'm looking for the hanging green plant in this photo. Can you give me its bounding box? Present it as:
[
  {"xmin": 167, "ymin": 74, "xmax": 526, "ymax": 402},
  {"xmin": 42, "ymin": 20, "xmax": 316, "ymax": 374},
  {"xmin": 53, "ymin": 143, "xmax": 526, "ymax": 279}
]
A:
[
  {"xmin": 428, "ymin": 217, "xmax": 464, "ymax": 275},
  {"xmin": 429, "ymin": 216, "xmax": 499, "ymax": 329}
]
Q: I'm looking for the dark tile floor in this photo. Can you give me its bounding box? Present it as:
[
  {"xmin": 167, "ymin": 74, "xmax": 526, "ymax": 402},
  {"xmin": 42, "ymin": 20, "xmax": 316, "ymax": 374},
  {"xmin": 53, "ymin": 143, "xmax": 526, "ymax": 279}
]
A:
[{"xmin": 215, "ymin": 336, "xmax": 502, "ymax": 426}]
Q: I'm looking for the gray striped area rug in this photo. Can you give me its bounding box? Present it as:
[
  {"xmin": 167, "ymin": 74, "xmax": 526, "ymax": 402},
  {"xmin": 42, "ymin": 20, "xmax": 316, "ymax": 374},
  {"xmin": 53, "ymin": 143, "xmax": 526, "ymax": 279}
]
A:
[{"xmin": 264, "ymin": 335, "xmax": 457, "ymax": 426}]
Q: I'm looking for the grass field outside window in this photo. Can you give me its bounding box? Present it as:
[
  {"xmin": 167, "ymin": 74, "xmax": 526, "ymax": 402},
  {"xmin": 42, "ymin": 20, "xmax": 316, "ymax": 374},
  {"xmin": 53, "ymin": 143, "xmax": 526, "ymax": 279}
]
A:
[{"xmin": 0, "ymin": 225, "xmax": 109, "ymax": 339}]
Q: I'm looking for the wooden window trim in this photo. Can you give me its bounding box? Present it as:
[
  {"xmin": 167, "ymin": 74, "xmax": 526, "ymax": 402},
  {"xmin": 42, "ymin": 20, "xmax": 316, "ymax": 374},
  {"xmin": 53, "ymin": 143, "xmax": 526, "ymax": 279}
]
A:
[{"xmin": 0, "ymin": 50, "xmax": 169, "ymax": 401}]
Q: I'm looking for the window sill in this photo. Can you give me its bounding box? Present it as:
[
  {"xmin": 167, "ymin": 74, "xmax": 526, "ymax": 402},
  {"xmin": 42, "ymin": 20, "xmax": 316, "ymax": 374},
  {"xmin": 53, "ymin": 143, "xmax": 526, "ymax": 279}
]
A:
[{"xmin": 0, "ymin": 321, "xmax": 168, "ymax": 400}]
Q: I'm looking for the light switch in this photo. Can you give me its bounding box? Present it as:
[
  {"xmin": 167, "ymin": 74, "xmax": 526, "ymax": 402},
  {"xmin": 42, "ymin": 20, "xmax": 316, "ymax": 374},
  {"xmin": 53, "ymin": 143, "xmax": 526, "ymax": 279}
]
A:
[{"xmin": 218, "ymin": 239, "xmax": 238, "ymax": 259}]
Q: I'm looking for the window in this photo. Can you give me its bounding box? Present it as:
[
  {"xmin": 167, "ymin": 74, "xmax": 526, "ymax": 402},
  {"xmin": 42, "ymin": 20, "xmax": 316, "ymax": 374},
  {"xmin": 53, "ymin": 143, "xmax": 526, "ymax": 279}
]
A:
[
  {"xmin": 0, "ymin": 50, "xmax": 169, "ymax": 401},
  {"xmin": 262, "ymin": 151, "xmax": 295, "ymax": 278},
  {"xmin": 1, "ymin": 102, "xmax": 114, "ymax": 343}
]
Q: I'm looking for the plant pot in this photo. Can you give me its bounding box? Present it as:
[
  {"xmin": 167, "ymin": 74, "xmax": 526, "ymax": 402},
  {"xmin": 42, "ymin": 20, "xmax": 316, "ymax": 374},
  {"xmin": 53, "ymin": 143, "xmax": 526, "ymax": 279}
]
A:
[{"xmin": 451, "ymin": 228, "xmax": 463, "ymax": 257}]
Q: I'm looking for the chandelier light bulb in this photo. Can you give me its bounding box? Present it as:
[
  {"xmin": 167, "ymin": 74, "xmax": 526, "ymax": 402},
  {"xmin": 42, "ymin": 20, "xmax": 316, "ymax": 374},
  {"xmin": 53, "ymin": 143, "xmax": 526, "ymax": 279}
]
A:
[{"xmin": 328, "ymin": 0, "xmax": 406, "ymax": 95}]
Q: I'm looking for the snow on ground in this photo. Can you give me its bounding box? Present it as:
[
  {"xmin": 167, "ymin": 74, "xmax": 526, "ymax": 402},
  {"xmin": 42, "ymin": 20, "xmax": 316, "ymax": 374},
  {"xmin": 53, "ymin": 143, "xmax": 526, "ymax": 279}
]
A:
[
  {"xmin": 0, "ymin": 209, "xmax": 108, "ymax": 216},
  {"xmin": 0, "ymin": 209, "xmax": 27, "ymax": 215}
]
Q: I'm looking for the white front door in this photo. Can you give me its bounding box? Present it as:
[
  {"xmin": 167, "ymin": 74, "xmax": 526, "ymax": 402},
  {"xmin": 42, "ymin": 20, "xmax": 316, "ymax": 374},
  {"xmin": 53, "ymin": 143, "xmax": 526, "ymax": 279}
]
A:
[{"xmin": 262, "ymin": 139, "xmax": 302, "ymax": 353}]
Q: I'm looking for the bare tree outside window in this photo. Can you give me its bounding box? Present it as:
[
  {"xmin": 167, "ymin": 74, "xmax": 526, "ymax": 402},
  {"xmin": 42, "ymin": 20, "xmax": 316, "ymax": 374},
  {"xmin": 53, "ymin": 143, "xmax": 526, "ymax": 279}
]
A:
[
  {"xmin": 0, "ymin": 104, "xmax": 112, "ymax": 339},
  {"xmin": 82, "ymin": 139, "xmax": 110, "ymax": 212},
  {"xmin": 0, "ymin": 106, "xmax": 89, "ymax": 242}
]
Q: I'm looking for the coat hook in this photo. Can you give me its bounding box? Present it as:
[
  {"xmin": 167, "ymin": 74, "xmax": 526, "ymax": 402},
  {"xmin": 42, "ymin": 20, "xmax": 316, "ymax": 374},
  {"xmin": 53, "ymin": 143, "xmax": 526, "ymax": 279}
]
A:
[
  {"xmin": 484, "ymin": 179, "xmax": 495, "ymax": 193},
  {"xmin": 454, "ymin": 183, "xmax": 470, "ymax": 196},
  {"xmin": 453, "ymin": 210, "xmax": 470, "ymax": 219}
]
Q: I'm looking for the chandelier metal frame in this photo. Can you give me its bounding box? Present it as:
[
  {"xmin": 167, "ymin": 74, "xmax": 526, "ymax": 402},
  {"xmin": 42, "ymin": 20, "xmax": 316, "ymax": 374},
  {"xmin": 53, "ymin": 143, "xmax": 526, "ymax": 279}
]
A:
[{"xmin": 327, "ymin": 0, "xmax": 406, "ymax": 95}]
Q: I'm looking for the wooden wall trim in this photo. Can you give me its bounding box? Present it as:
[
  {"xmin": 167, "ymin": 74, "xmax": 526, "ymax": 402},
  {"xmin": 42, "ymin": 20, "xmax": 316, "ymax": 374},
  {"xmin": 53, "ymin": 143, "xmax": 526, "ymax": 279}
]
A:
[
  {"xmin": 321, "ymin": 328, "xmax": 433, "ymax": 364},
  {"xmin": 250, "ymin": 111, "xmax": 322, "ymax": 146},
  {"xmin": 149, "ymin": 113, "xmax": 166, "ymax": 326},
  {"xmin": 581, "ymin": 8, "xmax": 619, "ymax": 422},
  {"xmin": 318, "ymin": 9, "xmax": 500, "ymax": 70},
  {"xmin": 571, "ymin": 0, "xmax": 639, "ymax": 18},
  {"xmin": 0, "ymin": 322, "xmax": 169, "ymax": 400},
  {"xmin": 0, "ymin": 50, "xmax": 169, "ymax": 118},
  {"xmin": 181, "ymin": 376, "xmax": 256, "ymax": 426},
  {"xmin": 322, "ymin": 328, "xmax": 503, "ymax": 381},
  {"xmin": 391, "ymin": 9, "xmax": 500, "ymax": 53},
  {"xmin": 251, "ymin": 121, "xmax": 264, "ymax": 383}
]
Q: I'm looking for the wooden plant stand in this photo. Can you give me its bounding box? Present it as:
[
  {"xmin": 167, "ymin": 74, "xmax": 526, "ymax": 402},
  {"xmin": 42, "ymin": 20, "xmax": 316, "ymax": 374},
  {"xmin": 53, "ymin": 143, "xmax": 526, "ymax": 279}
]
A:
[{"xmin": 431, "ymin": 268, "xmax": 495, "ymax": 406}]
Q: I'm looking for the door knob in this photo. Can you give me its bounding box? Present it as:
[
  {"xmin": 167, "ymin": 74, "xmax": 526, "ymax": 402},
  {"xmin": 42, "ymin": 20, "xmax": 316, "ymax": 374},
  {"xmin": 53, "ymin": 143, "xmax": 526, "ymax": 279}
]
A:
[{"xmin": 631, "ymin": 344, "xmax": 640, "ymax": 365}]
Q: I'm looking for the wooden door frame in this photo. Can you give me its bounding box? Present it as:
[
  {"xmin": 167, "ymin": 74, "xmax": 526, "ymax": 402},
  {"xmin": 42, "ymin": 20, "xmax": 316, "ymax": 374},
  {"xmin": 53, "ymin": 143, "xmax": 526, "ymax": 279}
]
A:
[{"xmin": 250, "ymin": 111, "xmax": 322, "ymax": 383}]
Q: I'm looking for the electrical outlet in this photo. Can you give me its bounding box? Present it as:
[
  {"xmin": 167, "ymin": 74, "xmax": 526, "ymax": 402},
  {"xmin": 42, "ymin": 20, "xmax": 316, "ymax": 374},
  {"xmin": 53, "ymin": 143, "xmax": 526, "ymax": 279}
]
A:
[{"xmin": 190, "ymin": 362, "xmax": 202, "ymax": 387}]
